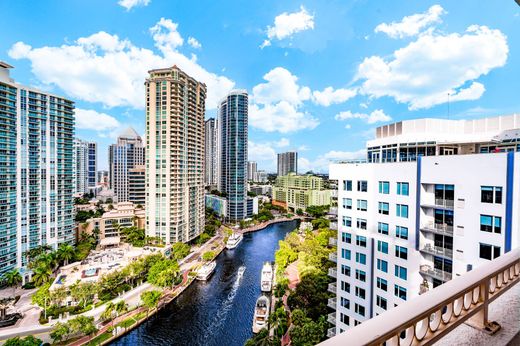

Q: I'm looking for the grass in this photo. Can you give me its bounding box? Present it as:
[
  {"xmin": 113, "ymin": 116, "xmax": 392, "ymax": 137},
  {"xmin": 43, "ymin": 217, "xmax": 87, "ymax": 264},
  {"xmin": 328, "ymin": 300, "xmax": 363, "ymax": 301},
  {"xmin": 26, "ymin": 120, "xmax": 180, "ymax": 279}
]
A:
[
  {"xmin": 84, "ymin": 332, "xmax": 112, "ymax": 346},
  {"xmin": 116, "ymin": 317, "xmax": 137, "ymax": 329}
]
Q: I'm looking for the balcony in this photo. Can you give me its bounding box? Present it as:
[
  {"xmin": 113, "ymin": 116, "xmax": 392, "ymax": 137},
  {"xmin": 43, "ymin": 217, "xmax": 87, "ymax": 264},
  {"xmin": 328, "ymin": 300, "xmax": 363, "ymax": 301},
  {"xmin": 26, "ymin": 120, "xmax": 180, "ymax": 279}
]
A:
[
  {"xmin": 329, "ymin": 237, "xmax": 337, "ymax": 247},
  {"xmin": 420, "ymin": 222, "xmax": 454, "ymax": 236},
  {"xmin": 327, "ymin": 327, "xmax": 336, "ymax": 338},
  {"xmin": 328, "ymin": 297, "xmax": 336, "ymax": 309},
  {"xmin": 319, "ymin": 248, "xmax": 520, "ymax": 346},
  {"xmin": 328, "ymin": 267, "xmax": 337, "ymax": 278},
  {"xmin": 328, "ymin": 207, "xmax": 338, "ymax": 216},
  {"xmin": 328, "ymin": 282, "xmax": 337, "ymax": 294},
  {"xmin": 419, "ymin": 264, "xmax": 453, "ymax": 282},
  {"xmin": 421, "ymin": 198, "xmax": 454, "ymax": 210},
  {"xmin": 330, "ymin": 222, "xmax": 338, "ymax": 230},
  {"xmin": 327, "ymin": 312, "xmax": 336, "ymax": 325},
  {"xmin": 420, "ymin": 244, "xmax": 453, "ymax": 259},
  {"xmin": 329, "ymin": 252, "xmax": 337, "ymax": 263}
]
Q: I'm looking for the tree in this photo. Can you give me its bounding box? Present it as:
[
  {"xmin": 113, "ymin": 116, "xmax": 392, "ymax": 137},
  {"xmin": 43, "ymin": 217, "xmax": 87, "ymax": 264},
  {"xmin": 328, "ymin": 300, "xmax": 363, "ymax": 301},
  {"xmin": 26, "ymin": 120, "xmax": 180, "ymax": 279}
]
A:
[
  {"xmin": 50, "ymin": 286, "xmax": 68, "ymax": 307},
  {"xmin": 287, "ymin": 272, "xmax": 330, "ymax": 321},
  {"xmin": 306, "ymin": 205, "xmax": 330, "ymax": 218},
  {"xmin": 4, "ymin": 335, "xmax": 43, "ymax": 346},
  {"xmin": 202, "ymin": 251, "xmax": 215, "ymax": 262},
  {"xmin": 289, "ymin": 315, "xmax": 327, "ymax": 346},
  {"xmin": 101, "ymin": 302, "xmax": 115, "ymax": 322},
  {"xmin": 32, "ymin": 263, "xmax": 52, "ymax": 287},
  {"xmin": 2, "ymin": 269, "xmax": 22, "ymax": 296},
  {"xmin": 57, "ymin": 244, "xmax": 76, "ymax": 266},
  {"xmin": 172, "ymin": 243, "xmax": 190, "ymax": 260},
  {"xmin": 50, "ymin": 322, "xmax": 71, "ymax": 344},
  {"xmin": 296, "ymin": 208, "xmax": 304, "ymax": 216},
  {"xmin": 196, "ymin": 233, "xmax": 211, "ymax": 245},
  {"xmin": 244, "ymin": 329, "xmax": 277, "ymax": 346},
  {"xmin": 115, "ymin": 300, "xmax": 128, "ymax": 317},
  {"xmin": 70, "ymin": 282, "xmax": 97, "ymax": 308},
  {"xmin": 311, "ymin": 218, "xmax": 330, "ymax": 230},
  {"xmin": 121, "ymin": 226, "xmax": 145, "ymax": 247},
  {"xmin": 141, "ymin": 290, "xmax": 161, "ymax": 316},
  {"xmin": 269, "ymin": 307, "xmax": 289, "ymax": 338},
  {"xmin": 147, "ymin": 259, "xmax": 180, "ymax": 287},
  {"xmin": 31, "ymin": 283, "xmax": 51, "ymax": 307}
]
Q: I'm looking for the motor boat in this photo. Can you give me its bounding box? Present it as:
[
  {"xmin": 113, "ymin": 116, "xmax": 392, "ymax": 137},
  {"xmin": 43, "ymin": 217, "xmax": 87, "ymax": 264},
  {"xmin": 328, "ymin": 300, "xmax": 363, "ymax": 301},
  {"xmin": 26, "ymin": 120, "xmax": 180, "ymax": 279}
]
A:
[
  {"xmin": 196, "ymin": 261, "xmax": 216, "ymax": 281},
  {"xmin": 226, "ymin": 232, "xmax": 243, "ymax": 250},
  {"xmin": 252, "ymin": 295, "xmax": 270, "ymax": 333},
  {"xmin": 260, "ymin": 262, "xmax": 273, "ymax": 292}
]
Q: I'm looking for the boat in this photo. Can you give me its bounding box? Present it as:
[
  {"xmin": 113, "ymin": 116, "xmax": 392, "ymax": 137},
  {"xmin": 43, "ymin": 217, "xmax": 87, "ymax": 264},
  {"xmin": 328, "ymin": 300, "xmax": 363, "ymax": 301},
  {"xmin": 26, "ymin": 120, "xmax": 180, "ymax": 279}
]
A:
[
  {"xmin": 226, "ymin": 232, "xmax": 243, "ymax": 249},
  {"xmin": 196, "ymin": 261, "xmax": 216, "ymax": 281},
  {"xmin": 237, "ymin": 266, "xmax": 246, "ymax": 278},
  {"xmin": 260, "ymin": 262, "xmax": 273, "ymax": 292},
  {"xmin": 252, "ymin": 295, "xmax": 270, "ymax": 333}
]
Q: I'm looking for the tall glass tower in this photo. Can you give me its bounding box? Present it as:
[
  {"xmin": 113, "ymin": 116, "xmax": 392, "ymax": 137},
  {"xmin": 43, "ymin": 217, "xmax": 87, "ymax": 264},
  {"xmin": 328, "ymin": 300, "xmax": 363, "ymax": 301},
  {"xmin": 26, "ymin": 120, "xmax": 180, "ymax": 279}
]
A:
[{"xmin": 218, "ymin": 90, "xmax": 248, "ymax": 221}]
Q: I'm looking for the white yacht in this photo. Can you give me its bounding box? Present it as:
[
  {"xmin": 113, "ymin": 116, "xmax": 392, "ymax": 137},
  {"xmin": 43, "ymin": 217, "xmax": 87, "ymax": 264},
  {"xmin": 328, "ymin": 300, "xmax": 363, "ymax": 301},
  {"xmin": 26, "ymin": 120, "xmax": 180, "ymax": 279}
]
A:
[
  {"xmin": 196, "ymin": 261, "xmax": 216, "ymax": 281},
  {"xmin": 260, "ymin": 262, "xmax": 273, "ymax": 292},
  {"xmin": 252, "ymin": 295, "xmax": 270, "ymax": 333},
  {"xmin": 226, "ymin": 232, "xmax": 243, "ymax": 250}
]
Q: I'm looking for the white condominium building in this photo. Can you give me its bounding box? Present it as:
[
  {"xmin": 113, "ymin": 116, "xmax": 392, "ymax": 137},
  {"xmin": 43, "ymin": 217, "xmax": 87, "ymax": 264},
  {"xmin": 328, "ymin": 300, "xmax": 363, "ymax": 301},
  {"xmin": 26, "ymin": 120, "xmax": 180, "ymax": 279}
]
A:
[{"xmin": 328, "ymin": 114, "xmax": 520, "ymax": 336}]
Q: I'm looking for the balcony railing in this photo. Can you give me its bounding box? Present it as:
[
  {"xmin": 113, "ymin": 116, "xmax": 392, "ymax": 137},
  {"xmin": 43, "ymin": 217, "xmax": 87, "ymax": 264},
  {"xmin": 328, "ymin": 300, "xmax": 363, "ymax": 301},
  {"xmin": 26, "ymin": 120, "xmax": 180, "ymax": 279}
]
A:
[
  {"xmin": 419, "ymin": 264, "xmax": 453, "ymax": 282},
  {"xmin": 329, "ymin": 237, "xmax": 337, "ymax": 247},
  {"xmin": 327, "ymin": 327, "xmax": 336, "ymax": 338},
  {"xmin": 420, "ymin": 222, "xmax": 454, "ymax": 236},
  {"xmin": 328, "ymin": 267, "xmax": 337, "ymax": 278},
  {"xmin": 319, "ymin": 248, "xmax": 520, "ymax": 346},
  {"xmin": 420, "ymin": 244, "xmax": 453, "ymax": 259},
  {"xmin": 327, "ymin": 312, "xmax": 336, "ymax": 325},
  {"xmin": 435, "ymin": 198, "xmax": 454, "ymax": 209},
  {"xmin": 328, "ymin": 207, "xmax": 338, "ymax": 216},
  {"xmin": 328, "ymin": 297, "xmax": 336, "ymax": 309},
  {"xmin": 329, "ymin": 252, "xmax": 338, "ymax": 263},
  {"xmin": 330, "ymin": 222, "xmax": 338, "ymax": 230},
  {"xmin": 328, "ymin": 282, "xmax": 337, "ymax": 294}
]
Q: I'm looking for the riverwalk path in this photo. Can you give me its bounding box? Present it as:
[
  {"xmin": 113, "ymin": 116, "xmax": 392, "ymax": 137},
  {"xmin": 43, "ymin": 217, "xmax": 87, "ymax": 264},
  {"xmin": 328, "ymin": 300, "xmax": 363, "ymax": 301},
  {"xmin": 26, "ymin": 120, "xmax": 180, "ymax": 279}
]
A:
[{"xmin": 238, "ymin": 216, "xmax": 302, "ymax": 234}]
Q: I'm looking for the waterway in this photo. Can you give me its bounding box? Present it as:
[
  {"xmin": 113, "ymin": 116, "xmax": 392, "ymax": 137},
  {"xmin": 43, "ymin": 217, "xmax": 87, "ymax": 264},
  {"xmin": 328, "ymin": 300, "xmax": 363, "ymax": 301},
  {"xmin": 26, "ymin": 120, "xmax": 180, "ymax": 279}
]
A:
[{"xmin": 112, "ymin": 220, "xmax": 298, "ymax": 346}]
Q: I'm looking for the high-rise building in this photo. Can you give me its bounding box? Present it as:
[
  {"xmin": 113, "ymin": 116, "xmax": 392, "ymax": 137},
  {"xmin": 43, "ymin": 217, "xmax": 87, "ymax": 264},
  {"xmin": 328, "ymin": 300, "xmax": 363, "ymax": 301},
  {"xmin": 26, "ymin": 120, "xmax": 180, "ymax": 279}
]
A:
[
  {"xmin": 277, "ymin": 151, "xmax": 298, "ymax": 176},
  {"xmin": 218, "ymin": 90, "xmax": 249, "ymax": 220},
  {"xmin": 73, "ymin": 138, "xmax": 97, "ymax": 194},
  {"xmin": 129, "ymin": 165, "xmax": 146, "ymax": 207},
  {"xmin": 0, "ymin": 62, "xmax": 75, "ymax": 280},
  {"xmin": 328, "ymin": 115, "xmax": 520, "ymax": 337},
  {"xmin": 205, "ymin": 117, "xmax": 218, "ymax": 187},
  {"xmin": 88, "ymin": 142, "xmax": 97, "ymax": 189},
  {"xmin": 145, "ymin": 65, "xmax": 206, "ymax": 243},
  {"xmin": 109, "ymin": 127, "xmax": 145, "ymax": 202},
  {"xmin": 247, "ymin": 161, "xmax": 257, "ymax": 181}
]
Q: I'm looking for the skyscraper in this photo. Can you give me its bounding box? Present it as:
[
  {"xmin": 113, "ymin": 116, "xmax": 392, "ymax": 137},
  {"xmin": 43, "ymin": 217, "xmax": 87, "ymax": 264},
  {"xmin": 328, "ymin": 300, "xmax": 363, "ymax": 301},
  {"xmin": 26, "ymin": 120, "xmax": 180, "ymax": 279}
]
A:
[
  {"xmin": 205, "ymin": 117, "xmax": 218, "ymax": 187},
  {"xmin": 129, "ymin": 165, "xmax": 146, "ymax": 207},
  {"xmin": 145, "ymin": 65, "xmax": 206, "ymax": 243},
  {"xmin": 0, "ymin": 62, "xmax": 75, "ymax": 280},
  {"xmin": 73, "ymin": 138, "xmax": 97, "ymax": 194},
  {"xmin": 277, "ymin": 151, "xmax": 298, "ymax": 176},
  {"xmin": 88, "ymin": 142, "xmax": 97, "ymax": 190},
  {"xmin": 247, "ymin": 161, "xmax": 257, "ymax": 181},
  {"xmin": 109, "ymin": 127, "xmax": 145, "ymax": 202},
  {"xmin": 218, "ymin": 90, "xmax": 249, "ymax": 221}
]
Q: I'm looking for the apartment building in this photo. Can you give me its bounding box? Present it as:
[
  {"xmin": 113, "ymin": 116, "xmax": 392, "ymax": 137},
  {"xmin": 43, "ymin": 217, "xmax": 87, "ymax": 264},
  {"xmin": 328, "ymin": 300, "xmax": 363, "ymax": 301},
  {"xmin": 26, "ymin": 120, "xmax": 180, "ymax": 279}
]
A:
[
  {"xmin": 277, "ymin": 151, "xmax": 298, "ymax": 176},
  {"xmin": 328, "ymin": 115, "xmax": 520, "ymax": 336},
  {"xmin": 273, "ymin": 173, "xmax": 332, "ymax": 211},
  {"xmin": 73, "ymin": 138, "xmax": 97, "ymax": 194},
  {"xmin": 128, "ymin": 165, "xmax": 145, "ymax": 206},
  {"xmin": 205, "ymin": 117, "xmax": 219, "ymax": 187}
]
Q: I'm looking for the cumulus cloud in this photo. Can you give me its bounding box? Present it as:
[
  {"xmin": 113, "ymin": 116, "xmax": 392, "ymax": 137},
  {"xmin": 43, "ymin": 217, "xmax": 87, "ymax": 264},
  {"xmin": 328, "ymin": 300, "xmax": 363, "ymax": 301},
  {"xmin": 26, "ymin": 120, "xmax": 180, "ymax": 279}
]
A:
[
  {"xmin": 252, "ymin": 67, "xmax": 311, "ymax": 106},
  {"xmin": 8, "ymin": 18, "xmax": 234, "ymax": 110},
  {"xmin": 261, "ymin": 6, "xmax": 315, "ymax": 48},
  {"xmin": 187, "ymin": 37, "xmax": 202, "ymax": 49},
  {"xmin": 299, "ymin": 149, "xmax": 366, "ymax": 173},
  {"xmin": 335, "ymin": 109, "xmax": 391, "ymax": 124},
  {"xmin": 75, "ymin": 108, "xmax": 120, "ymax": 131},
  {"xmin": 375, "ymin": 5, "xmax": 446, "ymax": 39},
  {"xmin": 312, "ymin": 87, "xmax": 357, "ymax": 107},
  {"xmin": 357, "ymin": 25, "xmax": 508, "ymax": 110},
  {"xmin": 118, "ymin": 0, "xmax": 150, "ymax": 11},
  {"xmin": 250, "ymin": 101, "xmax": 318, "ymax": 133}
]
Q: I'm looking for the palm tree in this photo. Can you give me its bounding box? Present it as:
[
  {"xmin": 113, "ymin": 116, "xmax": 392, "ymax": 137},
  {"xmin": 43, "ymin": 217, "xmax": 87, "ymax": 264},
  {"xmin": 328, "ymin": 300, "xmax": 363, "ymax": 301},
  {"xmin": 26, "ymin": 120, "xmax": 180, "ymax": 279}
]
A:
[
  {"xmin": 57, "ymin": 244, "xmax": 76, "ymax": 266},
  {"xmin": 32, "ymin": 264, "xmax": 52, "ymax": 287},
  {"xmin": 115, "ymin": 300, "xmax": 128, "ymax": 318},
  {"xmin": 101, "ymin": 302, "xmax": 115, "ymax": 323},
  {"xmin": 3, "ymin": 269, "xmax": 22, "ymax": 296}
]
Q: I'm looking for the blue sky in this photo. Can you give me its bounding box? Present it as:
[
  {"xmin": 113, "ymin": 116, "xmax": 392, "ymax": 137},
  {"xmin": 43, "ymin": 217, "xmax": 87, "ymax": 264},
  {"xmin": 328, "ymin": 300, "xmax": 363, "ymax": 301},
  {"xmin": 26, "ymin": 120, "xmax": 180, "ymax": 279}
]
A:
[{"xmin": 1, "ymin": 0, "xmax": 519, "ymax": 172}]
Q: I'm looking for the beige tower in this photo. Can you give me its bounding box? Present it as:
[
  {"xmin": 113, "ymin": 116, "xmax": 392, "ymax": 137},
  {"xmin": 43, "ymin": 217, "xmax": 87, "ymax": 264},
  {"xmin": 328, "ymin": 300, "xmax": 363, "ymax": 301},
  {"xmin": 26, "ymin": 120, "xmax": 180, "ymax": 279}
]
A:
[{"xmin": 145, "ymin": 65, "xmax": 206, "ymax": 244}]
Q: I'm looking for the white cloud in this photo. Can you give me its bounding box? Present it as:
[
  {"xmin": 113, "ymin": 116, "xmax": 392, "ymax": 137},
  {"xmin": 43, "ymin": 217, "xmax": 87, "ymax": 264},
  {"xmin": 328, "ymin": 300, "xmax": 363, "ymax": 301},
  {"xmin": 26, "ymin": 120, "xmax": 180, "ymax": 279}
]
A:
[
  {"xmin": 261, "ymin": 6, "xmax": 315, "ymax": 48},
  {"xmin": 335, "ymin": 109, "xmax": 391, "ymax": 124},
  {"xmin": 118, "ymin": 0, "xmax": 150, "ymax": 10},
  {"xmin": 75, "ymin": 108, "xmax": 120, "ymax": 131},
  {"xmin": 8, "ymin": 19, "xmax": 234, "ymax": 110},
  {"xmin": 275, "ymin": 138, "xmax": 290, "ymax": 148},
  {"xmin": 299, "ymin": 149, "xmax": 366, "ymax": 173},
  {"xmin": 252, "ymin": 67, "xmax": 310, "ymax": 106},
  {"xmin": 312, "ymin": 87, "xmax": 357, "ymax": 106},
  {"xmin": 375, "ymin": 5, "xmax": 446, "ymax": 39},
  {"xmin": 344, "ymin": 124, "xmax": 352, "ymax": 129},
  {"xmin": 187, "ymin": 37, "xmax": 202, "ymax": 49},
  {"xmin": 250, "ymin": 101, "xmax": 318, "ymax": 133},
  {"xmin": 357, "ymin": 25, "xmax": 508, "ymax": 110}
]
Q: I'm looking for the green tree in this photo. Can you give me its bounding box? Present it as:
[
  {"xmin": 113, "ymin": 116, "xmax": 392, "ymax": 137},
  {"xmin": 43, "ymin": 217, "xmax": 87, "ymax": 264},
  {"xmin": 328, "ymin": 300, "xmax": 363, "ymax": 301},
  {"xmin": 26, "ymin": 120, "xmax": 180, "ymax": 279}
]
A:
[
  {"xmin": 147, "ymin": 258, "xmax": 180, "ymax": 287},
  {"xmin": 49, "ymin": 286, "xmax": 68, "ymax": 307},
  {"xmin": 172, "ymin": 243, "xmax": 190, "ymax": 260},
  {"xmin": 121, "ymin": 226, "xmax": 146, "ymax": 247},
  {"xmin": 115, "ymin": 300, "xmax": 128, "ymax": 317},
  {"xmin": 101, "ymin": 302, "xmax": 115, "ymax": 322},
  {"xmin": 296, "ymin": 208, "xmax": 304, "ymax": 216},
  {"xmin": 269, "ymin": 307, "xmax": 289, "ymax": 338},
  {"xmin": 141, "ymin": 290, "xmax": 161, "ymax": 316},
  {"xmin": 4, "ymin": 335, "xmax": 43, "ymax": 346},
  {"xmin": 305, "ymin": 205, "xmax": 329, "ymax": 218},
  {"xmin": 289, "ymin": 315, "xmax": 327, "ymax": 346},
  {"xmin": 202, "ymin": 251, "xmax": 215, "ymax": 262},
  {"xmin": 32, "ymin": 263, "xmax": 52, "ymax": 287},
  {"xmin": 196, "ymin": 233, "xmax": 211, "ymax": 245},
  {"xmin": 57, "ymin": 243, "xmax": 76, "ymax": 266},
  {"xmin": 287, "ymin": 272, "xmax": 330, "ymax": 321},
  {"xmin": 70, "ymin": 282, "xmax": 97, "ymax": 308},
  {"xmin": 311, "ymin": 218, "xmax": 330, "ymax": 230},
  {"xmin": 2, "ymin": 269, "xmax": 22, "ymax": 296},
  {"xmin": 31, "ymin": 283, "xmax": 51, "ymax": 307},
  {"xmin": 50, "ymin": 322, "xmax": 71, "ymax": 344}
]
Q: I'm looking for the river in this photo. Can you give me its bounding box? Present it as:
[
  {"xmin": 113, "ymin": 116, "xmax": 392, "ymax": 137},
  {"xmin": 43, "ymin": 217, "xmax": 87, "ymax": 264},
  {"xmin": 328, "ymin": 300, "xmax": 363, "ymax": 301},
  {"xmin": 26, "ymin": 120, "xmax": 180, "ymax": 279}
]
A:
[{"xmin": 112, "ymin": 220, "xmax": 298, "ymax": 346}]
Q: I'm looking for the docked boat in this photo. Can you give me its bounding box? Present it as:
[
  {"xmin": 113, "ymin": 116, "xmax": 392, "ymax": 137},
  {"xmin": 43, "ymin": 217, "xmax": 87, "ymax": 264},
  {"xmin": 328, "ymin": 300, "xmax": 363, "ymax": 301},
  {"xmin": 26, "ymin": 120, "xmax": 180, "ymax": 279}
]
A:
[
  {"xmin": 252, "ymin": 295, "xmax": 270, "ymax": 333},
  {"xmin": 260, "ymin": 262, "xmax": 273, "ymax": 292},
  {"xmin": 196, "ymin": 261, "xmax": 216, "ymax": 281},
  {"xmin": 226, "ymin": 232, "xmax": 243, "ymax": 249}
]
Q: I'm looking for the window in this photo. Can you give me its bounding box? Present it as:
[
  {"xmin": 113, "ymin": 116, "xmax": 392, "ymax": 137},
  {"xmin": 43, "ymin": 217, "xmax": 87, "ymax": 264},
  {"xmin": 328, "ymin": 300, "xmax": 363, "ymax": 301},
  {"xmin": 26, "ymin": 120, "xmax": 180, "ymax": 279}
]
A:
[
  {"xmin": 377, "ymin": 259, "xmax": 388, "ymax": 273},
  {"xmin": 395, "ymin": 265, "xmax": 407, "ymax": 280},
  {"xmin": 396, "ymin": 204, "xmax": 409, "ymax": 218},
  {"xmin": 355, "ymin": 303, "xmax": 366, "ymax": 316},
  {"xmin": 395, "ymin": 246, "xmax": 408, "ymax": 260},
  {"xmin": 355, "ymin": 286, "xmax": 366, "ymax": 299},
  {"xmin": 356, "ymin": 252, "xmax": 366, "ymax": 265},
  {"xmin": 342, "ymin": 232, "xmax": 352, "ymax": 243},
  {"xmin": 356, "ymin": 218, "xmax": 367, "ymax": 230},
  {"xmin": 355, "ymin": 269, "xmax": 366, "ymax": 282},
  {"xmin": 396, "ymin": 226, "xmax": 408, "ymax": 240},
  {"xmin": 378, "ymin": 222, "xmax": 389, "ymax": 235},
  {"xmin": 377, "ymin": 240, "xmax": 388, "ymax": 254},
  {"xmin": 342, "ymin": 216, "xmax": 352, "ymax": 227},
  {"xmin": 357, "ymin": 199, "xmax": 368, "ymax": 211},
  {"xmin": 354, "ymin": 320, "xmax": 361, "ymax": 326},
  {"xmin": 341, "ymin": 264, "xmax": 351, "ymax": 276},
  {"xmin": 379, "ymin": 181, "xmax": 390, "ymax": 194},
  {"xmin": 378, "ymin": 202, "xmax": 389, "ymax": 215},
  {"xmin": 341, "ymin": 298, "xmax": 350, "ymax": 309},
  {"xmin": 343, "ymin": 198, "xmax": 352, "ymax": 209},
  {"xmin": 397, "ymin": 182, "xmax": 409, "ymax": 196},
  {"xmin": 356, "ymin": 235, "xmax": 367, "ymax": 247},
  {"xmin": 341, "ymin": 281, "xmax": 350, "ymax": 293},
  {"xmin": 376, "ymin": 296, "xmax": 387, "ymax": 310},
  {"xmin": 481, "ymin": 186, "xmax": 502, "ymax": 204},
  {"xmin": 343, "ymin": 180, "xmax": 352, "ymax": 191},
  {"xmin": 341, "ymin": 248, "xmax": 351, "ymax": 260},
  {"xmin": 377, "ymin": 277, "xmax": 388, "ymax": 291},
  {"xmin": 479, "ymin": 243, "xmax": 500, "ymax": 260},
  {"xmin": 480, "ymin": 215, "xmax": 502, "ymax": 234},
  {"xmin": 340, "ymin": 313, "xmax": 350, "ymax": 325},
  {"xmin": 357, "ymin": 180, "xmax": 368, "ymax": 192},
  {"xmin": 394, "ymin": 285, "xmax": 407, "ymax": 300}
]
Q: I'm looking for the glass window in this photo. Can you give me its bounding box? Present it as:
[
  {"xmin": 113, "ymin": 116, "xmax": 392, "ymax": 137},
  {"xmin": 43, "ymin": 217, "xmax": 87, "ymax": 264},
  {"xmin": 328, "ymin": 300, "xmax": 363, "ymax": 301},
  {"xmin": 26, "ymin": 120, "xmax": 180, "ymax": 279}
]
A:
[
  {"xmin": 355, "ymin": 303, "xmax": 366, "ymax": 316},
  {"xmin": 356, "ymin": 252, "xmax": 366, "ymax": 265},
  {"xmin": 341, "ymin": 264, "xmax": 351, "ymax": 276},
  {"xmin": 481, "ymin": 186, "xmax": 502, "ymax": 204},
  {"xmin": 355, "ymin": 269, "xmax": 366, "ymax": 282},
  {"xmin": 480, "ymin": 215, "xmax": 501, "ymax": 234},
  {"xmin": 378, "ymin": 222, "xmax": 389, "ymax": 235},
  {"xmin": 378, "ymin": 202, "xmax": 389, "ymax": 215},
  {"xmin": 342, "ymin": 232, "xmax": 352, "ymax": 243},
  {"xmin": 342, "ymin": 216, "xmax": 352, "ymax": 227},
  {"xmin": 397, "ymin": 182, "xmax": 409, "ymax": 196},
  {"xmin": 379, "ymin": 181, "xmax": 390, "ymax": 194},
  {"xmin": 377, "ymin": 259, "xmax": 388, "ymax": 272},
  {"xmin": 357, "ymin": 199, "xmax": 368, "ymax": 211},
  {"xmin": 341, "ymin": 281, "xmax": 350, "ymax": 293},
  {"xmin": 340, "ymin": 312, "xmax": 350, "ymax": 325},
  {"xmin": 396, "ymin": 226, "xmax": 408, "ymax": 240},
  {"xmin": 394, "ymin": 265, "xmax": 407, "ymax": 280},
  {"xmin": 377, "ymin": 240, "xmax": 388, "ymax": 254},
  {"xmin": 479, "ymin": 243, "xmax": 500, "ymax": 260},
  {"xmin": 395, "ymin": 246, "xmax": 408, "ymax": 260},
  {"xmin": 357, "ymin": 180, "xmax": 368, "ymax": 192},
  {"xmin": 356, "ymin": 235, "xmax": 367, "ymax": 247},
  {"xmin": 341, "ymin": 298, "xmax": 350, "ymax": 309},
  {"xmin": 376, "ymin": 295, "xmax": 387, "ymax": 310},
  {"xmin": 343, "ymin": 198, "xmax": 352, "ymax": 209},
  {"xmin": 355, "ymin": 287, "xmax": 366, "ymax": 299},
  {"xmin": 356, "ymin": 218, "xmax": 367, "ymax": 230},
  {"xmin": 394, "ymin": 285, "xmax": 407, "ymax": 300},
  {"xmin": 377, "ymin": 277, "xmax": 387, "ymax": 291},
  {"xmin": 343, "ymin": 180, "xmax": 352, "ymax": 191},
  {"xmin": 396, "ymin": 204, "xmax": 409, "ymax": 218},
  {"xmin": 341, "ymin": 248, "xmax": 351, "ymax": 260}
]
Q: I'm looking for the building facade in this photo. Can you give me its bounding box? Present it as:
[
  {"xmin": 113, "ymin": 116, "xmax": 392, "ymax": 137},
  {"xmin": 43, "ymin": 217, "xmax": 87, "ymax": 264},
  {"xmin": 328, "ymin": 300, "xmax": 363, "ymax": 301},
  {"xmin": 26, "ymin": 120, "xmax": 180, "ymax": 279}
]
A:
[
  {"xmin": 272, "ymin": 173, "xmax": 332, "ymax": 211},
  {"xmin": 205, "ymin": 117, "xmax": 219, "ymax": 187},
  {"xmin": 88, "ymin": 142, "xmax": 97, "ymax": 189},
  {"xmin": 247, "ymin": 161, "xmax": 257, "ymax": 181},
  {"xmin": 73, "ymin": 138, "xmax": 97, "ymax": 194},
  {"xmin": 145, "ymin": 65, "xmax": 206, "ymax": 244},
  {"xmin": 0, "ymin": 62, "xmax": 75, "ymax": 279},
  {"xmin": 218, "ymin": 90, "xmax": 249, "ymax": 220},
  {"xmin": 128, "ymin": 165, "xmax": 145, "ymax": 206},
  {"xmin": 328, "ymin": 114, "xmax": 520, "ymax": 336},
  {"xmin": 109, "ymin": 127, "xmax": 145, "ymax": 202},
  {"xmin": 277, "ymin": 151, "xmax": 298, "ymax": 176}
]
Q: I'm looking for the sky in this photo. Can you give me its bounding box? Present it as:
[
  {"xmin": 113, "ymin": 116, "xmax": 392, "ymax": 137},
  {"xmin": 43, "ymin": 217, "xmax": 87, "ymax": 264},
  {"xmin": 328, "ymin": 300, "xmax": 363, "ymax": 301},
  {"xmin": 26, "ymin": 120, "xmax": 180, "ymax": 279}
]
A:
[{"xmin": 1, "ymin": 0, "xmax": 519, "ymax": 172}]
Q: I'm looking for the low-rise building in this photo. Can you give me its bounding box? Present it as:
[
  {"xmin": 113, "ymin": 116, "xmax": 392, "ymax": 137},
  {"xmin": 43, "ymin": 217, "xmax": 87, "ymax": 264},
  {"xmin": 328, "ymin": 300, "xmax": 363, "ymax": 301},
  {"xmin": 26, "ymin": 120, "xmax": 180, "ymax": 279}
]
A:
[{"xmin": 273, "ymin": 173, "xmax": 332, "ymax": 211}]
